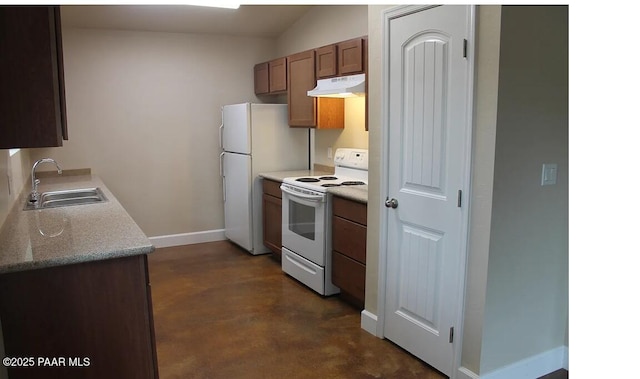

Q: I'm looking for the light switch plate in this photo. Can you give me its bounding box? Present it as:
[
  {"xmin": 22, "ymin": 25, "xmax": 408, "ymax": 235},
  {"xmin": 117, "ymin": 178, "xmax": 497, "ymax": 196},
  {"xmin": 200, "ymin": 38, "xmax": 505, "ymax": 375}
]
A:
[{"xmin": 541, "ymin": 163, "xmax": 558, "ymax": 186}]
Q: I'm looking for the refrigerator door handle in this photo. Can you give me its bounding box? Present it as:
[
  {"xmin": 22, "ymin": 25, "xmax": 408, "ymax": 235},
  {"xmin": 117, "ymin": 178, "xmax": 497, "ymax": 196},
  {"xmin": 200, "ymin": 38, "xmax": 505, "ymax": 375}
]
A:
[
  {"xmin": 219, "ymin": 122, "xmax": 224, "ymax": 150},
  {"xmin": 219, "ymin": 152, "xmax": 225, "ymax": 177},
  {"xmin": 220, "ymin": 152, "xmax": 225, "ymax": 202}
]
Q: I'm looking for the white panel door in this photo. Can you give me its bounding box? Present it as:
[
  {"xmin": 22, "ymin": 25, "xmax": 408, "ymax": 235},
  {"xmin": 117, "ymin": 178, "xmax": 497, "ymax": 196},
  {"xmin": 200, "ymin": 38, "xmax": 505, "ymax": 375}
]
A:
[{"xmin": 383, "ymin": 5, "xmax": 472, "ymax": 377}]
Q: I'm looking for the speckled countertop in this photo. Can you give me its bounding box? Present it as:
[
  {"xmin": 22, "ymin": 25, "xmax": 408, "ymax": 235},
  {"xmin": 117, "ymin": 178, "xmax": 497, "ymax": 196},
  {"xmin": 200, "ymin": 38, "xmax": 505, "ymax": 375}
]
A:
[
  {"xmin": 326, "ymin": 185, "xmax": 368, "ymax": 204},
  {"xmin": 0, "ymin": 174, "xmax": 154, "ymax": 274},
  {"xmin": 259, "ymin": 170, "xmax": 368, "ymax": 204},
  {"xmin": 259, "ymin": 169, "xmax": 332, "ymax": 183}
]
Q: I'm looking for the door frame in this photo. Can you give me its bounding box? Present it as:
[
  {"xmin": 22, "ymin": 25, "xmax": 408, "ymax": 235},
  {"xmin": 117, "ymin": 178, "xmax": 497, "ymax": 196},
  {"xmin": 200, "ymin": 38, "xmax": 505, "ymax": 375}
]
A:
[{"xmin": 377, "ymin": 5, "xmax": 476, "ymax": 377}]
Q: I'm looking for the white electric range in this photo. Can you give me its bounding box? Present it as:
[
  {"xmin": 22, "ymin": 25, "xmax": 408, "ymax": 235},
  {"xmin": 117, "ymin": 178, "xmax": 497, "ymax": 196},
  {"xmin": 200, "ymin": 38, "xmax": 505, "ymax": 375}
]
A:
[{"xmin": 280, "ymin": 148, "xmax": 368, "ymax": 296}]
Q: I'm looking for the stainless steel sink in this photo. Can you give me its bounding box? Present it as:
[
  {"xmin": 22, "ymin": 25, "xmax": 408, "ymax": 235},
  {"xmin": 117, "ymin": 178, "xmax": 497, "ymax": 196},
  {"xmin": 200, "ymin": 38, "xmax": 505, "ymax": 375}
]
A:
[{"xmin": 24, "ymin": 187, "xmax": 108, "ymax": 210}]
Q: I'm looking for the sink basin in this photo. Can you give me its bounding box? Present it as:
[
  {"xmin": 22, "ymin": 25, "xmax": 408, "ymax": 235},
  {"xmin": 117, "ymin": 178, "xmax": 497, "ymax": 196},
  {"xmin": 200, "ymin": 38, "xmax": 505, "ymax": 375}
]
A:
[{"xmin": 24, "ymin": 187, "xmax": 108, "ymax": 210}]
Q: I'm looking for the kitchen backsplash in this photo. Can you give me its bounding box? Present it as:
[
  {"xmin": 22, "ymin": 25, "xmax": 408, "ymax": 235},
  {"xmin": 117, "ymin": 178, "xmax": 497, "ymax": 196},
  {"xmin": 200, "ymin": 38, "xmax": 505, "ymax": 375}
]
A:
[
  {"xmin": 314, "ymin": 97, "xmax": 368, "ymax": 167},
  {"xmin": 0, "ymin": 149, "xmax": 31, "ymax": 230}
]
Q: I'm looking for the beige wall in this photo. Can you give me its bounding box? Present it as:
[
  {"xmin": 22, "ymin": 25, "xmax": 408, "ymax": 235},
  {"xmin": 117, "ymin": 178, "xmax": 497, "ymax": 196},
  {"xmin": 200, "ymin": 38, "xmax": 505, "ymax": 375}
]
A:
[
  {"xmin": 0, "ymin": 152, "xmax": 14, "ymax": 229},
  {"xmin": 35, "ymin": 27, "xmax": 276, "ymax": 237},
  {"xmin": 0, "ymin": 149, "xmax": 32, "ymax": 230},
  {"xmin": 313, "ymin": 97, "xmax": 368, "ymax": 167},
  {"xmin": 275, "ymin": 5, "xmax": 369, "ymax": 168},
  {"xmin": 364, "ymin": 4, "xmax": 392, "ymax": 317},
  {"xmin": 461, "ymin": 5, "xmax": 502, "ymax": 373},
  {"xmin": 479, "ymin": 5, "xmax": 569, "ymax": 374},
  {"xmin": 276, "ymin": 5, "xmax": 367, "ymax": 58}
]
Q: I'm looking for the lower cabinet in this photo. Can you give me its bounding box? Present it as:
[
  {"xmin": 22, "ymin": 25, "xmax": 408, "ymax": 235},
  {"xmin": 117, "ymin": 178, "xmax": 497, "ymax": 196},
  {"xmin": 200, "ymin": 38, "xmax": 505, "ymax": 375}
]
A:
[
  {"xmin": 262, "ymin": 179, "xmax": 282, "ymax": 260},
  {"xmin": 331, "ymin": 196, "xmax": 367, "ymax": 309},
  {"xmin": 0, "ymin": 255, "xmax": 158, "ymax": 379}
]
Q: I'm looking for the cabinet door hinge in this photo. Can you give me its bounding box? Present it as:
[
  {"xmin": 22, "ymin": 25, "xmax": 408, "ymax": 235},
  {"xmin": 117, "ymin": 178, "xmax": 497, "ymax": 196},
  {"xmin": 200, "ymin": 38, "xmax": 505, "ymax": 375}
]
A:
[
  {"xmin": 457, "ymin": 190, "xmax": 462, "ymax": 208},
  {"xmin": 449, "ymin": 327, "xmax": 454, "ymax": 343}
]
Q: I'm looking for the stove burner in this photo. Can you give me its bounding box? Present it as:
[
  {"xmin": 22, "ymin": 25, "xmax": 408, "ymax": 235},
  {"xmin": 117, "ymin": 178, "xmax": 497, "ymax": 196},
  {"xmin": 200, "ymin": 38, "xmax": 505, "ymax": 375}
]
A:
[
  {"xmin": 341, "ymin": 181, "xmax": 365, "ymax": 186},
  {"xmin": 319, "ymin": 176, "xmax": 338, "ymax": 181},
  {"xmin": 321, "ymin": 183, "xmax": 341, "ymax": 187},
  {"xmin": 296, "ymin": 178, "xmax": 320, "ymax": 183}
]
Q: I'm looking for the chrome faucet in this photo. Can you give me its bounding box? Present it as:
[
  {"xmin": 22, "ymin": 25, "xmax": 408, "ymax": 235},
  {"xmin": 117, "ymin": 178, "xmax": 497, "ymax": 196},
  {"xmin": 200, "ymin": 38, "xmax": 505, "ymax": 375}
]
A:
[{"xmin": 29, "ymin": 158, "xmax": 63, "ymax": 203}]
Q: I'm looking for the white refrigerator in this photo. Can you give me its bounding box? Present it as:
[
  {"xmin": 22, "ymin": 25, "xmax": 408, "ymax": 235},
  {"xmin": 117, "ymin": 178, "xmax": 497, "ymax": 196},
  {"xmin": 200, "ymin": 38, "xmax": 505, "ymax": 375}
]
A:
[{"xmin": 220, "ymin": 103, "xmax": 309, "ymax": 255}]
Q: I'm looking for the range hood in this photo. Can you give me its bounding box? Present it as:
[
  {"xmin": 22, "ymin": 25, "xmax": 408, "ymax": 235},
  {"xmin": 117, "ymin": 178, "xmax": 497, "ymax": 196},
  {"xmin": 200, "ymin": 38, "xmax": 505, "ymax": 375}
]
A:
[{"xmin": 307, "ymin": 73, "xmax": 365, "ymax": 98}]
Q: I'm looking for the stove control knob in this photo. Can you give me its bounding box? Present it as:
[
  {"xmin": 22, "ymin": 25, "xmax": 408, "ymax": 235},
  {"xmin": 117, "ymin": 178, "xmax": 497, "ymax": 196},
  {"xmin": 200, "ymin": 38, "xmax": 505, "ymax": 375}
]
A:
[{"xmin": 385, "ymin": 197, "xmax": 398, "ymax": 209}]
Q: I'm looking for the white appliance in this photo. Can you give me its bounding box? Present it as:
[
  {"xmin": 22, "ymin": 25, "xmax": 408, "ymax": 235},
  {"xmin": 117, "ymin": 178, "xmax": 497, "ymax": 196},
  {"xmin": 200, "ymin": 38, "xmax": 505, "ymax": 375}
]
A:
[
  {"xmin": 307, "ymin": 73, "xmax": 366, "ymax": 98},
  {"xmin": 220, "ymin": 103, "xmax": 309, "ymax": 255},
  {"xmin": 281, "ymin": 148, "xmax": 368, "ymax": 295}
]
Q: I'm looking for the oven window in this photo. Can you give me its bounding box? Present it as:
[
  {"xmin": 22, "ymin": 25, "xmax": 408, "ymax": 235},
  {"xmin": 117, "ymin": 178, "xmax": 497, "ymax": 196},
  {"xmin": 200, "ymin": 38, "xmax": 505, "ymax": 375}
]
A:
[{"xmin": 288, "ymin": 200, "xmax": 316, "ymax": 241}]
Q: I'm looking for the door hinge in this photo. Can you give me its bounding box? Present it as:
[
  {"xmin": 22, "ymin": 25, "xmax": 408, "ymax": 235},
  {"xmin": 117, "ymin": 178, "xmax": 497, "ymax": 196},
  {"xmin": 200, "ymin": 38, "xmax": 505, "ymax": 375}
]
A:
[
  {"xmin": 449, "ymin": 327, "xmax": 454, "ymax": 343},
  {"xmin": 463, "ymin": 39, "xmax": 468, "ymax": 58},
  {"xmin": 457, "ymin": 190, "xmax": 462, "ymax": 208}
]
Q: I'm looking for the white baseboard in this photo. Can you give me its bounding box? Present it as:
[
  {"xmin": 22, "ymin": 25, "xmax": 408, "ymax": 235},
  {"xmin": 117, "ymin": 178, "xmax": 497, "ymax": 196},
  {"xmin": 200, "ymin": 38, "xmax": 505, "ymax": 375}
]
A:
[
  {"xmin": 360, "ymin": 310, "xmax": 379, "ymax": 337},
  {"xmin": 149, "ymin": 229, "xmax": 226, "ymax": 248},
  {"xmin": 457, "ymin": 367, "xmax": 480, "ymax": 379},
  {"xmin": 481, "ymin": 345, "xmax": 568, "ymax": 379}
]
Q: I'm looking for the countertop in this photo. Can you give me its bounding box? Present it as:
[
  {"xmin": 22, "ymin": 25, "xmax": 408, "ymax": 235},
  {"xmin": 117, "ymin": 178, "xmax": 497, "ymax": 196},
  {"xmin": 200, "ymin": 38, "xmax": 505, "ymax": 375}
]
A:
[
  {"xmin": 326, "ymin": 185, "xmax": 368, "ymax": 204},
  {"xmin": 0, "ymin": 174, "xmax": 154, "ymax": 274},
  {"xmin": 259, "ymin": 169, "xmax": 332, "ymax": 183},
  {"xmin": 259, "ymin": 170, "xmax": 368, "ymax": 204}
]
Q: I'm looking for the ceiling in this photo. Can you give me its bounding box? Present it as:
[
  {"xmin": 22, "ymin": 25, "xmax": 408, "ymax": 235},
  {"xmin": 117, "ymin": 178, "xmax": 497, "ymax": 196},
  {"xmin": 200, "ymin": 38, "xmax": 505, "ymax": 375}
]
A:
[{"xmin": 61, "ymin": 5, "xmax": 314, "ymax": 38}]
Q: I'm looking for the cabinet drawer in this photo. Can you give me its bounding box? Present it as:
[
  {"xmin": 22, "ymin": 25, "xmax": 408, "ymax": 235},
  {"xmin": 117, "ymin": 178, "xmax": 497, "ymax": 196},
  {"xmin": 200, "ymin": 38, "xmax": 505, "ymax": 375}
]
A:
[
  {"xmin": 332, "ymin": 251, "xmax": 365, "ymax": 305},
  {"xmin": 333, "ymin": 196, "xmax": 367, "ymax": 225},
  {"xmin": 262, "ymin": 179, "xmax": 282, "ymax": 199},
  {"xmin": 332, "ymin": 216, "xmax": 366, "ymax": 264}
]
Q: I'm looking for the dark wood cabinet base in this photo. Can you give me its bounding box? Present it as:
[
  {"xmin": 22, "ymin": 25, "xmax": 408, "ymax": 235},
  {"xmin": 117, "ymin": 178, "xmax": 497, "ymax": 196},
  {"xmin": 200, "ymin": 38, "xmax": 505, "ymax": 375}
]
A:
[
  {"xmin": 331, "ymin": 197, "xmax": 368, "ymax": 309},
  {"xmin": 0, "ymin": 255, "xmax": 158, "ymax": 379},
  {"xmin": 262, "ymin": 179, "xmax": 283, "ymax": 260}
]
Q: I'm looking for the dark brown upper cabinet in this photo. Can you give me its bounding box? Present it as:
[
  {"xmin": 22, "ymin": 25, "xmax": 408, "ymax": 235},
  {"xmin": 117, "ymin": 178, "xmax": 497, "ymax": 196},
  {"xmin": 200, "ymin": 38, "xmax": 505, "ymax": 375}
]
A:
[
  {"xmin": 254, "ymin": 57, "xmax": 287, "ymax": 95},
  {"xmin": 0, "ymin": 6, "xmax": 68, "ymax": 149}
]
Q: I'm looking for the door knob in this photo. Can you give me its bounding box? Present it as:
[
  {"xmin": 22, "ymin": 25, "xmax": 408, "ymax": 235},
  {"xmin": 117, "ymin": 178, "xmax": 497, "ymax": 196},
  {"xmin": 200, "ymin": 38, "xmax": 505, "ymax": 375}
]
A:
[{"xmin": 385, "ymin": 197, "xmax": 398, "ymax": 209}]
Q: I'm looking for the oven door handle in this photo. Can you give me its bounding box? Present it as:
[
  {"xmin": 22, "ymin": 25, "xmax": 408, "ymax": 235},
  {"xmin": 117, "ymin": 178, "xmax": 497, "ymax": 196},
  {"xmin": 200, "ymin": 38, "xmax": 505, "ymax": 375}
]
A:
[{"xmin": 280, "ymin": 185, "xmax": 324, "ymax": 202}]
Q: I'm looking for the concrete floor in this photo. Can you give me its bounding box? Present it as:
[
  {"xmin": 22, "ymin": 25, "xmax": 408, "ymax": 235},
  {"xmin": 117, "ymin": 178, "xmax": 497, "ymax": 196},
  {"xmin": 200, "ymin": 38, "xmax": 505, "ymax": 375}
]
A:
[
  {"xmin": 148, "ymin": 241, "xmax": 568, "ymax": 379},
  {"xmin": 148, "ymin": 241, "xmax": 446, "ymax": 379}
]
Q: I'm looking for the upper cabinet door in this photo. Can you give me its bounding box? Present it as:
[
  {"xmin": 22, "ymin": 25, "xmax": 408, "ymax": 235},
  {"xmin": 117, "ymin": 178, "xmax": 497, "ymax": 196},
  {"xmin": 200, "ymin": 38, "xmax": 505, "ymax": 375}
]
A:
[
  {"xmin": 0, "ymin": 6, "xmax": 68, "ymax": 149},
  {"xmin": 315, "ymin": 44, "xmax": 337, "ymax": 79},
  {"xmin": 268, "ymin": 57, "xmax": 287, "ymax": 94},
  {"xmin": 287, "ymin": 50, "xmax": 317, "ymax": 127},
  {"xmin": 254, "ymin": 62, "xmax": 269, "ymax": 95},
  {"xmin": 254, "ymin": 57, "xmax": 287, "ymax": 95},
  {"xmin": 338, "ymin": 38, "xmax": 364, "ymax": 75}
]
